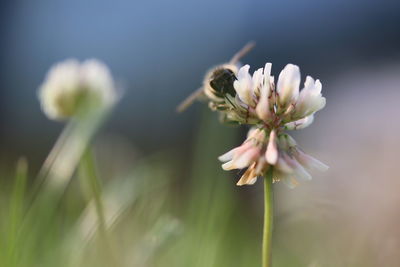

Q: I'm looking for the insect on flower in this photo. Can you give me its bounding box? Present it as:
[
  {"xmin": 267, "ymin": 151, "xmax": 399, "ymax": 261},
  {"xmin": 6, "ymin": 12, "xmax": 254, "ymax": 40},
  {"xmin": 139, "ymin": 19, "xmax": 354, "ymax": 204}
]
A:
[
  {"xmin": 176, "ymin": 42, "xmax": 255, "ymax": 116},
  {"xmin": 217, "ymin": 62, "xmax": 328, "ymax": 187},
  {"xmin": 177, "ymin": 43, "xmax": 327, "ymax": 187}
]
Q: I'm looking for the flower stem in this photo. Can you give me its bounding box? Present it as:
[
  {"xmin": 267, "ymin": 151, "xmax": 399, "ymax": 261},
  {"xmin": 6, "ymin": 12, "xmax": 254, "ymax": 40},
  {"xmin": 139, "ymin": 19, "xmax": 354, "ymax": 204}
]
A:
[
  {"xmin": 79, "ymin": 148, "xmax": 119, "ymax": 266},
  {"xmin": 80, "ymin": 148, "xmax": 107, "ymax": 234},
  {"xmin": 262, "ymin": 168, "xmax": 274, "ymax": 267}
]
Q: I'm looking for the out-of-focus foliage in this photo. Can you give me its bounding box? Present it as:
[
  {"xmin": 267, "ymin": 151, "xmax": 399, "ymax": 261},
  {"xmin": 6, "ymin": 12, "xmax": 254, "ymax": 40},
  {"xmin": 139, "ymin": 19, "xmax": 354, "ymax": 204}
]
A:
[
  {"xmin": 2, "ymin": 65, "xmax": 400, "ymax": 267},
  {"xmin": 0, "ymin": 110, "xmax": 263, "ymax": 267}
]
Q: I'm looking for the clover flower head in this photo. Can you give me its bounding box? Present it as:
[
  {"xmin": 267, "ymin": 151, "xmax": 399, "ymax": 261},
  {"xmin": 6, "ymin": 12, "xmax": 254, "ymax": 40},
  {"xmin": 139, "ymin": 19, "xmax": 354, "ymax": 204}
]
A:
[
  {"xmin": 216, "ymin": 62, "xmax": 328, "ymax": 186},
  {"xmin": 39, "ymin": 59, "xmax": 116, "ymax": 120}
]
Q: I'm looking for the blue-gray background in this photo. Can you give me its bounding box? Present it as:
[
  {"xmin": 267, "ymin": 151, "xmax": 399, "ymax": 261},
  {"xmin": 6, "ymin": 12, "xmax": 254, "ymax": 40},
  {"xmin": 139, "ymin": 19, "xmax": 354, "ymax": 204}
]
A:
[{"xmin": 1, "ymin": 0, "xmax": 400, "ymax": 168}]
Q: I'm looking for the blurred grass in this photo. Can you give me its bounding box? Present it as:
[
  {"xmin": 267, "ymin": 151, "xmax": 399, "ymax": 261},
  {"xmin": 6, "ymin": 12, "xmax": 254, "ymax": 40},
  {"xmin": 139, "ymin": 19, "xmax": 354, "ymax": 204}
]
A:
[
  {"xmin": 0, "ymin": 108, "xmax": 264, "ymax": 267},
  {"xmin": 157, "ymin": 110, "xmax": 260, "ymax": 267},
  {"xmin": 0, "ymin": 107, "xmax": 379, "ymax": 267}
]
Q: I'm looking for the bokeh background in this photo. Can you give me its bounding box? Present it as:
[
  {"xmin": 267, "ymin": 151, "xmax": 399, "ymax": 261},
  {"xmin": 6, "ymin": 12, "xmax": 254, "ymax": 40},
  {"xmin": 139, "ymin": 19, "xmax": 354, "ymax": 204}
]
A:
[{"xmin": 1, "ymin": 0, "xmax": 400, "ymax": 266}]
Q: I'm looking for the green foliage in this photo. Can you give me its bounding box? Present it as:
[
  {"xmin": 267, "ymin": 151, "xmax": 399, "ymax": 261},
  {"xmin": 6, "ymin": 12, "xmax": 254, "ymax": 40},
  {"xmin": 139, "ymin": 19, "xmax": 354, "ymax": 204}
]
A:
[{"xmin": 0, "ymin": 109, "xmax": 263, "ymax": 267}]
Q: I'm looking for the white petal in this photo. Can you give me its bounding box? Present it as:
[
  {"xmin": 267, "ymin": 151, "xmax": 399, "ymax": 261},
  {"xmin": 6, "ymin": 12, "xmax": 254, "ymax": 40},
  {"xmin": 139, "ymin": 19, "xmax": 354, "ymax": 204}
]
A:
[
  {"xmin": 256, "ymin": 91, "xmax": 271, "ymax": 122},
  {"xmin": 281, "ymin": 153, "xmax": 311, "ymax": 181},
  {"xmin": 252, "ymin": 68, "xmax": 264, "ymax": 95},
  {"xmin": 237, "ymin": 64, "xmax": 251, "ymax": 80},
  {"xmin": 294, "ymin": 77, "xmax": 325, "ymax": 118},
  {"xmin": 314, "ymin": 79, "xmax": 322, "ymax": 94},
  {"xmin": 263, "ymin": 63, "xmax": 272, "ymax": 83},
  {"xmin": 222, "ymin": 161, "xmax": 235, "ymax": 170},
  {"xmin": 292, "ymin": 159, "xmax": 312, "ymax": 181},
  {"xmin": 285, "ymin": 115, "xmax": 314, "ymax": 130},
  {"xmin": 218, "ymin": 147, "xmax": 238, "ymax": 162},
  {"xmin": 299, "ymin": 115, "xmax": 314, "ymax": 129},
  {"xmin": 303, "ymin": 76, "xmax": 315, "ymax": 91},
  {"xmin": 275, "ymin": 154, "xmax": 293, "ymax": 173},
  {"xmin": 234, "ymin": 65, "xmax": 253, "ymax": 106},
  {"xmin": 255, "ymin": 63, "xmax": 273, "ymax": 122},
  {"xmin": 277, "ymin": 64, "xmax": 300, "ymax": 108},
  {"xmin": 295, "ymin": 150, "xmax": 329, "ymax": 172}
]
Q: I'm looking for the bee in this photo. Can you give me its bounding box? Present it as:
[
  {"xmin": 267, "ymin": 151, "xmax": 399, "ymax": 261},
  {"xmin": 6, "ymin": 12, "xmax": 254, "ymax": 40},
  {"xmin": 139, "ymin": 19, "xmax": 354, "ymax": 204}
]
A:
[{"xmin": 176, "ymin": 42, "xmax": 255, "ymax": 113}]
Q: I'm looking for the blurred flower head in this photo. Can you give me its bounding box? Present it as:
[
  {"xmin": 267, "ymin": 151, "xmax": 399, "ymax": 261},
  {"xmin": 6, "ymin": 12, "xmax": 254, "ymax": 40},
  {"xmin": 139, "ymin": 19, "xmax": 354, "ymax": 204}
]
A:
[
  {"xmin": 216, "ymin": 62, "xmax": 328, "ymax": 186},
  {"xmin": 38, "ymin": 59, "xmax": 116, "ymax": 120}
]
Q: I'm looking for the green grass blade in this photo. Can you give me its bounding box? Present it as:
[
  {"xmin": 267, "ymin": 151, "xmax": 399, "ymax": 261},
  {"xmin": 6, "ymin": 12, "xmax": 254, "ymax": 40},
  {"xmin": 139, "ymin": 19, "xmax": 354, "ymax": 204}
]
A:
[{"xmin": 6, "ymin": 158, "xmax": 28, "ymax": 267}]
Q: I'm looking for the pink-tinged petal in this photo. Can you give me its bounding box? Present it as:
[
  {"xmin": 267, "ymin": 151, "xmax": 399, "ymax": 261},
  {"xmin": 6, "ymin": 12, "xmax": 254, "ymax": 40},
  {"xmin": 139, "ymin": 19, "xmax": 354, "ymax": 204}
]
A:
[
  {"xmin": 218, "ymin": 138, "xmax": 255, "ymax": 164},
  {"xmin": 275, "ymin": 154, "xmax": 293, "ymax": 173},
  {"xmin": 233, "ymin": 148, "xmax": 260, "ymax": 169},
  {"xmin": 222, "ymin": 147, "xmax": 260, "ymax": 170},
  {"xmin": 295, "ymin": 150, "xmax": 329, "ymax": 172},
  {"xmin": 235, "ymin": 140, "xmax": 254, "ymax": 154},
  {"xmin": 265, "ymin": 130, "xmax": 278, "ymax": 164},
  {"xmin": 281, "ymin": 153, "xmax": 311, "ymax": 181},
  {"xmin": 291, "ymin": 159, "xmax": 312, "ymax": 181}
]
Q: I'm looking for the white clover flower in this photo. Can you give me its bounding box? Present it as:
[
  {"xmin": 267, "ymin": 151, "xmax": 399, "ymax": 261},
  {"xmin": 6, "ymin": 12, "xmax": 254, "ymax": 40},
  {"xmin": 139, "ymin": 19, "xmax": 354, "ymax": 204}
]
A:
[
  {"xmin": 216, "ymin": 62, "xmax": 327, "ymax": 186},
  {"xmin": 39, "ymin": 59, "xmax": 117, "ymax": 120}
]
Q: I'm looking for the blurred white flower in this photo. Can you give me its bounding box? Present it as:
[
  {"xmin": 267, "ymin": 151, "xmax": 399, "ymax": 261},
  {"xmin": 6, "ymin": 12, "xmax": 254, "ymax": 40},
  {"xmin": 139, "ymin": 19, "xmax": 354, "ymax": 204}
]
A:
[
  {"xmin": 38, "ymin": 59, "xmax": 116, "ymax": 120},
  {"xmin": 217, "ymin": 62, "xmax": 327, "ymax": 186}
]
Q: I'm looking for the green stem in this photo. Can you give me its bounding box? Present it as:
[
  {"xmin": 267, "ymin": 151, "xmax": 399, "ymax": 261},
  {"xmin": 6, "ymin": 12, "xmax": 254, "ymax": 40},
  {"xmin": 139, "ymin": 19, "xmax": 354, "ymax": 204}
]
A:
[
  {"xmin": 7, "ymin": 158, "xmax": 28, "ymax": 267},
  {"xmin": 80, "ymin": 148, "xmax": 119, "ymax": 266},
  {"xmin": 262, "ymin": 168, "xmax": 274, "ymax": 267},
  {"xmin": 80, "ymin": 148, "xmax": 107, "ymax": 234}
]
